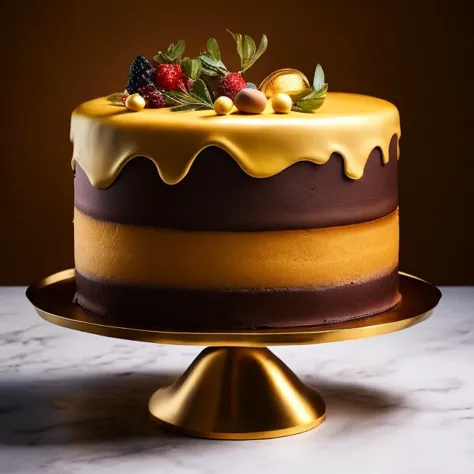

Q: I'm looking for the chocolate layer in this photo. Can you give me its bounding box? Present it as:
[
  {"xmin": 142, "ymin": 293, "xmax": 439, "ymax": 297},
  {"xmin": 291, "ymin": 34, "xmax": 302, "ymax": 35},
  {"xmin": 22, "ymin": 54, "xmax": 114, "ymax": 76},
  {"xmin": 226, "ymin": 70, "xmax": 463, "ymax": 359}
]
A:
[
  {"xmin": 74, "ymin": 269, "xmax": 401, "ymax": 330},
  {"xmin": 74, "ymin": 136, "xmax": 398, "ymax": 231}
]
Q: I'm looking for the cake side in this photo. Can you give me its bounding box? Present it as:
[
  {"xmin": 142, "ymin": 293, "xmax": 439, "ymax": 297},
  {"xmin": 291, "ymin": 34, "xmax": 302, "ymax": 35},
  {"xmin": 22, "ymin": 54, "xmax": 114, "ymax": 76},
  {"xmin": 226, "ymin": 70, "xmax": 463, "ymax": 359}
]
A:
[{"xmin": 71, "ymin": 88, "xmax": 401, "ymax": 329}]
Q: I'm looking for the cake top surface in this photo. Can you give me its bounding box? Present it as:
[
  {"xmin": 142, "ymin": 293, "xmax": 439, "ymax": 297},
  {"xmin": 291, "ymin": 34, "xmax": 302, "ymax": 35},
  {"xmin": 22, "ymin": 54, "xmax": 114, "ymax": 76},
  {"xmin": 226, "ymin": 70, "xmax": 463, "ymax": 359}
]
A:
[
  {"xmin": 71, "ymin": 92, "xmax": 400, "ymax": 188},
  {"xmin": 74, "ymin": 92, "xmax": 395, "ymax": 123}
]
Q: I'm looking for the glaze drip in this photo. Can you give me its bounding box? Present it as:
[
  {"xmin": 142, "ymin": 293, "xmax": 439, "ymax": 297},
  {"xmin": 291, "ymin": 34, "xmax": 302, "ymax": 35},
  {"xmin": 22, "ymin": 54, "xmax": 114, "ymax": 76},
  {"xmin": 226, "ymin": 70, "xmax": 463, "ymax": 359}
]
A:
[{"xmin": 70, "ymin": 92, "xmax": 401, "ymax": 188}]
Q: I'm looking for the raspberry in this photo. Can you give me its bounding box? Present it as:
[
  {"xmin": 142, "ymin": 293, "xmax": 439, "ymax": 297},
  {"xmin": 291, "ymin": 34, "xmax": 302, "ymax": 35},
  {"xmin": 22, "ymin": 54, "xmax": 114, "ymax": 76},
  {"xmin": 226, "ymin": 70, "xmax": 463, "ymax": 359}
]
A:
[
  {"xmin": 155, "ymin": 63, "xmax": 184, "ymax": 91},
  {"xmin": 125, "ymin": 55, "xmax": 155, "ymax": 94},
  {"xmin": 216, "ymin": 72, "xmax": 247, "ymax": 100},
  {"xmin": 138, "ymin": 86, "xmax": 165, "ymax": 109}
]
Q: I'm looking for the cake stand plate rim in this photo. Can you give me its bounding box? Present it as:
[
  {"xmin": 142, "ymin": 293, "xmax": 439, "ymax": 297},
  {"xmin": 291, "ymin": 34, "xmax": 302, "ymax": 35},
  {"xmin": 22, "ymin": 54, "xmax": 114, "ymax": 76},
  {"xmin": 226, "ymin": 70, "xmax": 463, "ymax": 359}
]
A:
[{"xmin": 26, "ymin": 270, "xmax": 441, "ymax": 346}]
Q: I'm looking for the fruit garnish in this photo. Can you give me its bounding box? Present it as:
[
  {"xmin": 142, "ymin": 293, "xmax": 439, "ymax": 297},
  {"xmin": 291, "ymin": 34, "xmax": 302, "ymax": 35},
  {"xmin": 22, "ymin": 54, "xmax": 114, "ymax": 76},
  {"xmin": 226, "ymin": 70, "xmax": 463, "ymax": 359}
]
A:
[
  {"xmin": 125, "ymin": 55, "xmax": 156, "ymax": 94},
  {"xmin": 259, "ymin": 69, "xmax": 310, "ymax": 99},
  {"xmin": 151, "ymin": 41, "xmax": 200, "ymax": 92},
  {"xmin": 155, "ymin": 63, "xmax": 184, "ymax": 91},
  {"xmin": 138, "ymin": 86, "xmax": 166, "ymax": 108},
  {"xmin": 199, "ymin": 32, "xmax": 268, "ymax": 99},
  {"xmin": 291, "ymin": 64, "xmax": 328, "ymax": 113}
]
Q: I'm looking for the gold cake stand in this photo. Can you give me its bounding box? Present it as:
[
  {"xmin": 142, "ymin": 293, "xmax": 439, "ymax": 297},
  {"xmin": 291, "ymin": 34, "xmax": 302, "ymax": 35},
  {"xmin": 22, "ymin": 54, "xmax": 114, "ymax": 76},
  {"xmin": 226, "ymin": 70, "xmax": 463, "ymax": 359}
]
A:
[{"xmin": 26, "ymin": 269, "xmax": 441, "ymax": 440}]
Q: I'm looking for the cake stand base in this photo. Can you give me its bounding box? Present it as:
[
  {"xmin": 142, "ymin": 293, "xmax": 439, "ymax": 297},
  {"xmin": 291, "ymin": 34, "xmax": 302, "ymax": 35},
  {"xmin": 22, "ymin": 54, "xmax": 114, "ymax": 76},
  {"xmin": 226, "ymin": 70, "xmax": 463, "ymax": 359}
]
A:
[
  {"xmin": 26, "ymin": 271, "xmax": 441, "ymax": 440},
  {"xmin": 149, "ymin": 346, "xmax": 325, "ymax": 439}
]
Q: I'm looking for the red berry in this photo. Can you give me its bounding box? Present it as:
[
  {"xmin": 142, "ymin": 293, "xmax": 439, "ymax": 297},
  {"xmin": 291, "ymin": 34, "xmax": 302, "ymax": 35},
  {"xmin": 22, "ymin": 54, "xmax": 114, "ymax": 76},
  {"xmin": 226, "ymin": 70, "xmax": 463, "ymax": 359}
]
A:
[
  {"xmin": 216, "ymin": 72, "xmax": 247, "ymax": 100},
  {"xmin": 155, "ymin": 63, "xmax": 184, "ymax": 90},
  {"xmin": 138, "ymin": 86, "xmax": 165, "ymax": 108}
]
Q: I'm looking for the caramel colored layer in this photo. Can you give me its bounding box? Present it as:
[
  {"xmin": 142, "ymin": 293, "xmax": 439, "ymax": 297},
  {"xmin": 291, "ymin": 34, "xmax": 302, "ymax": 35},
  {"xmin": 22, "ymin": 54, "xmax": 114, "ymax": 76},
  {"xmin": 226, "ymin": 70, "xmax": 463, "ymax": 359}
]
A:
[
  {"xmin": 74, "ymin": 209, "xmax": 399, "ymax": 289},
  {"xmin": 71, "ymin": 93, "xmax": 400, "ymax": 188}
]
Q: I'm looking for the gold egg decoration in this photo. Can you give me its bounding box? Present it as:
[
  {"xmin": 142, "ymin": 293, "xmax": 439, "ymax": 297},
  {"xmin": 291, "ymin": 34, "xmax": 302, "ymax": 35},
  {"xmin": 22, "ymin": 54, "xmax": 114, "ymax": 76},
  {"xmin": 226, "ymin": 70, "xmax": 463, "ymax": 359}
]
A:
[
  {"xmin": 234, "ymin": 89, "xmax": 267, "ymax": 114},
  {"xmin": 259, "ymin": 69, "xmax": 311, "ymax": 100}
]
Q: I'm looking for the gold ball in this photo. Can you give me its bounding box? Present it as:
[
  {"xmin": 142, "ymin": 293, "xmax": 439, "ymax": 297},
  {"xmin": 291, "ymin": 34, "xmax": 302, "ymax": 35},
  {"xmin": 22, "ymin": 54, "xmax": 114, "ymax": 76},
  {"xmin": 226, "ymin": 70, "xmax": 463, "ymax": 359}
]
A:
[
  {"xmin": 125, "ymin": 93, "xmax": 146, "ymax": 112},
  {"xmin": 272, "ymin": 93, "xmax": 293, "ymax": 114},
  {"xmin": 214, "ymin": 96, "xmax": 234, "ymax": 115}
]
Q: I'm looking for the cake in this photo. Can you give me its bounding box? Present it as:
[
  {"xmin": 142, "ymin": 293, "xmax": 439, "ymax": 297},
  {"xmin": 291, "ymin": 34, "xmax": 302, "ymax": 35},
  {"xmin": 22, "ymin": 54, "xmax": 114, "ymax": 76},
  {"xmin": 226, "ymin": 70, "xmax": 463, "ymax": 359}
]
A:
[{"xmin": 71, "ymin": 33, "xmax": 401, "ymax": 329}]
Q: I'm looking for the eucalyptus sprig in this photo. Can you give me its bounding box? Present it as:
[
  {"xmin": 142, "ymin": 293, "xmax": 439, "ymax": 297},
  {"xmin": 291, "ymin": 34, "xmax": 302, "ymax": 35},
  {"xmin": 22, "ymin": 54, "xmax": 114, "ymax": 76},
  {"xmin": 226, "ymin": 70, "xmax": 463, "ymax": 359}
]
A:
[
  {"xmin": 163, "ymin": 78, "xmax": 214, "ymax": 111},
  {"xmin": 292, "ymin": 64, "xmax": 328, "ymax": 113},
  {"xmin": 199, "ymin": 31, "xmax": 268, "ymax": 77}
]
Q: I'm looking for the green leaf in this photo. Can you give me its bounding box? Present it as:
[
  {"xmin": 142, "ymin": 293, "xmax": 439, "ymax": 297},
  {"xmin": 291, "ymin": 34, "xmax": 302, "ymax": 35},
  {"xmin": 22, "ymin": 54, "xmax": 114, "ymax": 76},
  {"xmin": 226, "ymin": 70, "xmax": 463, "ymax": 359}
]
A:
[
  {"xmin": 302, "ymin": 83, "xmax": 328, "ymax": 100},
  {"xmin": 228, "ymin": 30, "xmax": 244, "ymax": 63},
  {"xmin": 198, "ymin": 54, "xmax": 227, "ymax": 76},
  {"xmin": 241, "ymin": 34, "xmax": 268, "ymax": 71},
  {"xmin": 200, "ymin": 65, "xmax": 220, "ymax": 77},
  {"xmin": 162, "ymin": 91, "xmax": 194, "ymax": 106},
  {"xmin": 166, "ymin": 43, "xmax": 175, "ymax": 55},
  {"xmin": 242, "ymin": 35, "xmax": 256, "ymax": 68},
  {"xmin": 153, "ymin": 51, "xmax": 174, "ymax": 64},
  {"xmin": 295, "ymin": 97, "xmax": 326, "ymax": 112},
  {"xmin": 286, "ymin": 87, "xmax": 313, "ymax": 101},
  {"xmin": 171, "ymin": 40, "xmax": 185, "ymax": 61},
  {"xmin": 313, "ymin": 64, "xmax": 325, "ymax": 91},
  {"xmin": 171, "ymin": 103, "xmax": 212, "ymax": 112},
  {"xmin": 181, "ymin": 57, "xmax": 202, "ymax": 81},
  {"xmin": 107, "ymin": 92, "xmax": 125, "ymax": 104},
  {"xmin": 192, "ymin": 79, "xmax": 213, "ymax": 105},
  {"xmin": 206, "ymin": 37, "xmax": 221, "ymax": 61}
]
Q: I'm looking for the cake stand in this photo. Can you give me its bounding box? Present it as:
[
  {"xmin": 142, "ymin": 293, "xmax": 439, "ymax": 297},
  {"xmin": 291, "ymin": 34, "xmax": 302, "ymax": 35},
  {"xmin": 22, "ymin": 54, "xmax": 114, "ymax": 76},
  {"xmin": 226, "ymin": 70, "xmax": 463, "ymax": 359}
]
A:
[{"xmin": 26, "ymin": 270, "xmax": 441, "ymax": 440}]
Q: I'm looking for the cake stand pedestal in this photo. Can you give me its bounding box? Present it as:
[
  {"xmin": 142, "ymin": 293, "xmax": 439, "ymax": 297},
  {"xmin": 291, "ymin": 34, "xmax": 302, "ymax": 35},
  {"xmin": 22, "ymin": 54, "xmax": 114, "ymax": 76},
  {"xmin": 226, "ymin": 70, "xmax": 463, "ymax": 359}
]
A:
[{"xmin": 27, "ymin": 270, "xmax": 441, "ymax": 440}]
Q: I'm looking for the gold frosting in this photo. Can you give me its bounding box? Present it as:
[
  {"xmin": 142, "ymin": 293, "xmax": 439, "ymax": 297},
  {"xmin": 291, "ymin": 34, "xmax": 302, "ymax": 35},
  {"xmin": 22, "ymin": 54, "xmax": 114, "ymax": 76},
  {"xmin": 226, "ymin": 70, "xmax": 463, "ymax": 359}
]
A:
[{"xmin": 70, "ymin": 92, "xmax": 400, "ymax": 188}]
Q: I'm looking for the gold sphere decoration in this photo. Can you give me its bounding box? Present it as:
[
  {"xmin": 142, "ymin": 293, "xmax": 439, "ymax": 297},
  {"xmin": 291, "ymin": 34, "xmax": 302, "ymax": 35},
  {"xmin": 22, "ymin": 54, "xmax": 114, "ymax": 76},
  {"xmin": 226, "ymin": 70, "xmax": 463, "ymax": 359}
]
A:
[
  {"xmin": 272, "ymin": 93, "xmax": 293, "ymax": 114},
  {"xmin": 125, "ymin": 93, "xmax": 146, "ymax": 112},
  {"xmin": 214, "ymin": 96, "xmax": 234, "ymax": 115}
]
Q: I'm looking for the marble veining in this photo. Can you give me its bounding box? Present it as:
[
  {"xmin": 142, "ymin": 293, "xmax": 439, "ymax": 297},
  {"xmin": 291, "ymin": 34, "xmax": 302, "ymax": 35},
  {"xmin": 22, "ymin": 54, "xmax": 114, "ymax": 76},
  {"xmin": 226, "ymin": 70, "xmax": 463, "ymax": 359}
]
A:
[{"xmin": 0, "ymin": 286, "xmax": 473, "ymax": 474}]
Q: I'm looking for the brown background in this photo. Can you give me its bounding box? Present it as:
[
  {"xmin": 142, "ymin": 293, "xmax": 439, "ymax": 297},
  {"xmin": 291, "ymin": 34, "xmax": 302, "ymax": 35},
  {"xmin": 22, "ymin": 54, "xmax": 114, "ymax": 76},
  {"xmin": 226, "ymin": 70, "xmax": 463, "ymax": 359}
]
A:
[{"xmin": 1, "ymin": 0, "xmax": 473, "ymax": 285}]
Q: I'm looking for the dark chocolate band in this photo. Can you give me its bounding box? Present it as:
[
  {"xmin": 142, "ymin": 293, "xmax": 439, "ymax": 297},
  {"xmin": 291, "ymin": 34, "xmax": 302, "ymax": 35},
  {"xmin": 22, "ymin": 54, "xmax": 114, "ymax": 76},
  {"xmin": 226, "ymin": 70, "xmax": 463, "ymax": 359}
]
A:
[
  {"xmin": 74, "ymin": 136, "xmax": 398, "ymax": 231},
  {"xmin": 74, "ymin": 269, "xmax": 401, "ymax": 330}
]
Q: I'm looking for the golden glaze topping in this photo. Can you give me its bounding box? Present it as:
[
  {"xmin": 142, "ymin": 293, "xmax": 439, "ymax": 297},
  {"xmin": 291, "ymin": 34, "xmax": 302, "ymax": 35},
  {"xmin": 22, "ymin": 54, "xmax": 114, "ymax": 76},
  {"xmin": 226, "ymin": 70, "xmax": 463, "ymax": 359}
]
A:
[{"xmin": 71, "ymin": 92, "xmax": 400, "ymax": 188}]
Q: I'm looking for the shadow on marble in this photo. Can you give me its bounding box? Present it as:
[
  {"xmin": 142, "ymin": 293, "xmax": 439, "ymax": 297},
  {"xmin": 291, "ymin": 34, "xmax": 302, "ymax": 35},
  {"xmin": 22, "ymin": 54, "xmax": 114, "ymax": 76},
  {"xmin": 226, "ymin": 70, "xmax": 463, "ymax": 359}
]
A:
[
  {"xmin": 306, "ymin": 377, "xmax": 406, "ymax": 424},
  {"xmin": 0, "ymin": 371, "xmax": 181, "ymax": 446},
  {"xmin": 0, "ymin": 372, "xmax": 405, "ymax": 446}
]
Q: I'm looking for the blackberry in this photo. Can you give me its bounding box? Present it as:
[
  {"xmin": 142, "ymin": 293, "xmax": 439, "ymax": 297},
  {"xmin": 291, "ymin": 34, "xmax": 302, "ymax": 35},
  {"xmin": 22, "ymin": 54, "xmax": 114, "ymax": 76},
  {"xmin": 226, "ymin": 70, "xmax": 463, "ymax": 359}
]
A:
[{"xmin": 125, "ymin": 55, "xmax": 156, "ymax": 94}]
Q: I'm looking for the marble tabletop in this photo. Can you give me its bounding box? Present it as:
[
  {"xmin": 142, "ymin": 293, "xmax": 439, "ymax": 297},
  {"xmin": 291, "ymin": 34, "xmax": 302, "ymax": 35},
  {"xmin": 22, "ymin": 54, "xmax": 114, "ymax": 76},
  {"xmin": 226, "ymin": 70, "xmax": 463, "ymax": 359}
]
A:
[{"xmin": 0, "ymin": 285, "xmax": 473, "ymax": 474}]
